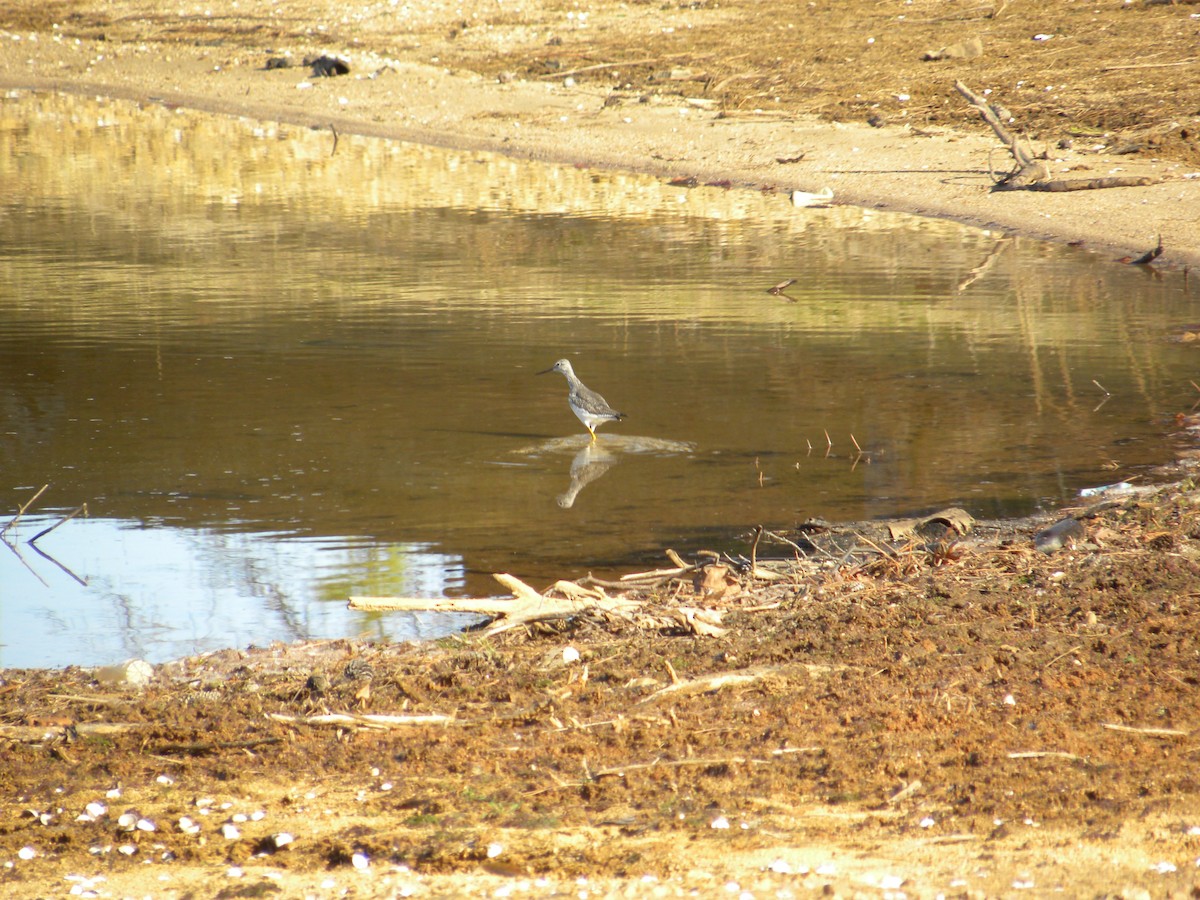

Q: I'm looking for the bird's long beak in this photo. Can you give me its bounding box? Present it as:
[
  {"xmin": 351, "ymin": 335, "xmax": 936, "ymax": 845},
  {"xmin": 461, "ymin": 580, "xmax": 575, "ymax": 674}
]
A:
[{"xmin": 536, "ymin": 366, "xmax": 555, "ymax": 375}]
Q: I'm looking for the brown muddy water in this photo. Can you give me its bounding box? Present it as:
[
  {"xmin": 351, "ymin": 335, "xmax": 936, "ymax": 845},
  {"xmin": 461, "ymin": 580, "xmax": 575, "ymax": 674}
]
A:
[{"xmin": 2, "ymin": 91, "xmax": 1197, "ymax": 667}]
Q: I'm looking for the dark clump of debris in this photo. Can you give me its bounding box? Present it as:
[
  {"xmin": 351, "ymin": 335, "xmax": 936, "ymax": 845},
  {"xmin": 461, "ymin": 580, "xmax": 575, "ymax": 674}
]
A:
[{"xmin": 264, "ymin": 54, "xmax": 351, "ymax": 77}]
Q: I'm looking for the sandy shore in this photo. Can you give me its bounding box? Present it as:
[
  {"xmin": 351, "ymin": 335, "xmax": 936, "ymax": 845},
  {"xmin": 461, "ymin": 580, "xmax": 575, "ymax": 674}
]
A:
[{"xmin": 2, "ymin": 5, "xmax": 1197, "ymax": 269}]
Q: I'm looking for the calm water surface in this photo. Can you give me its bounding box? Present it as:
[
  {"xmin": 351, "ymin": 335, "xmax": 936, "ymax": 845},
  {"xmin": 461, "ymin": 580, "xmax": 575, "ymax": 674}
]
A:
[{"xmin": 2, "ymin": 92, "xmax": 1197, "ymax": 667}]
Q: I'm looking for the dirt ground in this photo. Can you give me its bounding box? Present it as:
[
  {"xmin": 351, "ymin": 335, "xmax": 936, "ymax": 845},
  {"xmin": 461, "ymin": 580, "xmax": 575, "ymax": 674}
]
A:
[
  {"xmin": 7, "ymin": 482, "xmax": 1200, "ymax": 898},
  {"xmin": 4, "ymin": 1, "xmax": 1200, "ymax": 897}
]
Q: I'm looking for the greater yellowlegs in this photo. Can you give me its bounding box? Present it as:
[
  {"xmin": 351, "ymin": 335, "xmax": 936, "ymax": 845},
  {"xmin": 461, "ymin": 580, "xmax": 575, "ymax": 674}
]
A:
[{"xmin": 538, "ymin": 359, "xmax": 626, "ymax": 440}]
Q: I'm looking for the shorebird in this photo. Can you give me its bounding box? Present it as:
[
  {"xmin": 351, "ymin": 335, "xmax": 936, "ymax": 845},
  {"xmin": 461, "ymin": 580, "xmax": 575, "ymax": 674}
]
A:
[{"xmin": 538, "ymin": 359, "xmax": 625, "ymax": 441}]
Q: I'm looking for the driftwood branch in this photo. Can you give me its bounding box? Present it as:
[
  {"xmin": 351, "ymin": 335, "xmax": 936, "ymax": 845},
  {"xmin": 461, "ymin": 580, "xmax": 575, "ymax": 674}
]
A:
[
  {"xmin": 351, "ymin": 573, "xmax": 643, "ymax": 636},
  {"xmin": 955, "ymin": 80, "xmax": 1046, "ymax": 186},
  {"xmin": 1, "ymin": 484, "xmax": 49, "ymax": 539},
  {"xmin": 154, "ymin": 737, "xmax": 283, "ymax": 755},
  {"xmin": 351, "ymin": 567, "xmax": 733, "ymax": 639},
  {"xmin": 1028, "ymin": 176, "xmax": 1159, "ymax": 192},
  {"xmin": 1007, "ymin": 750, "xmax": 1086, "ymax": 761},
  {"xmin": 955, "ymin": 81, "xmax": 1161, "ymax": 192}
]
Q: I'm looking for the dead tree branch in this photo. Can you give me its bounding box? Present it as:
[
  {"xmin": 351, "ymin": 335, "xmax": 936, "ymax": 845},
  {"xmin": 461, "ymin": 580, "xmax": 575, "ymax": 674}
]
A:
[{"xmin": 955, "ymin": 81, "xmax": 1161, "ymax": 192}]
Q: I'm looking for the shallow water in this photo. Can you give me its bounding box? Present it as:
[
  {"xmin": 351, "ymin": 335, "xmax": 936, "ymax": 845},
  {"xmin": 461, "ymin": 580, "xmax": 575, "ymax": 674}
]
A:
[{"xmin": 2, "ymin": 91, "xmax": 1197, "ymax": 667}]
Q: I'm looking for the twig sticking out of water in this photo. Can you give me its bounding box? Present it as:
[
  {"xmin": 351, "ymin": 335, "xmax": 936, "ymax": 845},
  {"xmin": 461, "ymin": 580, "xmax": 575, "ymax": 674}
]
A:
[
  {"xmin": 29, "ymin": 503, "xmax": 88, "ymax": 546},
  {"xmin": 330, "ymin": 123, "xmax": 339, "ymax": 157},
  {"xmin": 1092, "ymin": 379, "xmax": 1110, "ymax": 395},
  {"xmin": 2, "ymin": 484, "xmax": 49, "ymax": 539}
]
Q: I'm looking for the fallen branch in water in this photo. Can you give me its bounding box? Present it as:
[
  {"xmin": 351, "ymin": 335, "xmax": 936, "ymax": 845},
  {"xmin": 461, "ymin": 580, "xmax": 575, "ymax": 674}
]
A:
[
  {"xmin": 1, "ymin": 484, "xmax": 49, "ymax": 539},
  {"xmin": 29, "ymin": 503, "xmax": 88, "ymax": 546}
]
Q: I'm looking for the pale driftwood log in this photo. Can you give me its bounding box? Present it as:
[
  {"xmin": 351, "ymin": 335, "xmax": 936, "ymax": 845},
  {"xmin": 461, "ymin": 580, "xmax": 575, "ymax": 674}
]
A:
[
  {"xmin": 351, "ymin": 573, "xmax": 643, "ymax": 636},
  {"xmin": 638, "ymin": 662, "xmax": 844, "ymax": 704},
  {"xmin": 1101, "ymin": 722, "xmax": 1189, "ymax": 738},
  {"xmin": 664, "ymin": 606, "xmax": 727, "ymax": 637},
  {"xmin": 347, "ymin": 596, "xmax": 518, "ymax": 614}
]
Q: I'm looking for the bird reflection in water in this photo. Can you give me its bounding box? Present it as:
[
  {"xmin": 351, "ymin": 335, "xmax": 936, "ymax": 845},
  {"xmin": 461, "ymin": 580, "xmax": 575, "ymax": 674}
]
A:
[{"xmin": 556, "ymin": 442, "xmax": 619, "ymax": 509}]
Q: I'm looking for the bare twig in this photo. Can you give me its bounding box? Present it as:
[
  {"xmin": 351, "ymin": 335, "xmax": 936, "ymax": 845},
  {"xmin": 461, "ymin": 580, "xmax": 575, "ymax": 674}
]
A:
[
  {"xmin": 1041, "ymin": 645, "xmax": 1083, "ymax": 670},
  {"xmin": 28, "ymin": 503, "xmax": 87, "ymax": 546},
  {"xmin": 2, "ymin": 483, "xmax": 49, "ymax": 539},
  {"xmin": 1007, "ymin": 750, "xmax": 1086, "ymax": 761},
  {"xmin": 955, "ymin": 80, "xmax": 1046, "ymax": 185},
  {"xmin": 1101, "ymin": 58, "xmax": 1197, "ymax": 72},
  {"xmin": 267, "ymin": 712, "xmax": 453, "ymax": 730}
]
